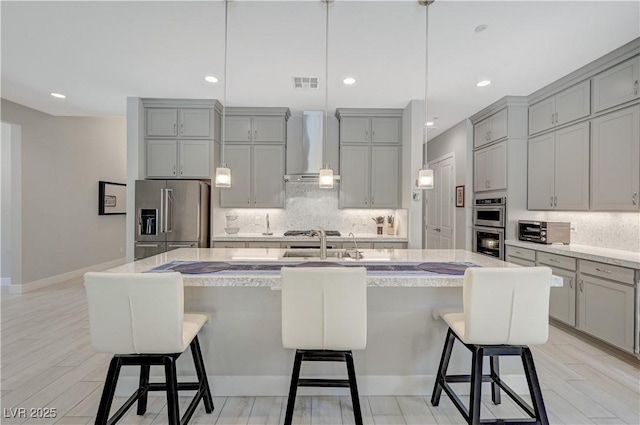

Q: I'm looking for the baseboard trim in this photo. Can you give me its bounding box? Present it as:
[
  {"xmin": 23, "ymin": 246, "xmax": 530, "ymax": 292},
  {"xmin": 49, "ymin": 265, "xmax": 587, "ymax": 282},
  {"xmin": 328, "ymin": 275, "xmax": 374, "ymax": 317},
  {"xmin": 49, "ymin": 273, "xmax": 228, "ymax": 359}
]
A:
[
  {"xmin": 9, "ymin": 257, "xmax": 126, "ymax": 294},
  {"xmin": 116, "ymin": 374, "xmax": 529, "ymax": 397},
  {"xmin": 1, "ymin": 277, "xmax": 10, "ymax": 286}
]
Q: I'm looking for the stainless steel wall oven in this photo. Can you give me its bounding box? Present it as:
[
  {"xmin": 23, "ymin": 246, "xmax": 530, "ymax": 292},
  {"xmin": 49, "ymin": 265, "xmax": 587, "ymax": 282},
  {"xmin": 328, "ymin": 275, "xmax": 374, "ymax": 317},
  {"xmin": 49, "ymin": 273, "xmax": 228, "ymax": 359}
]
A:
[{"xmin": 472, "ymin": 197, "xmax": 506, "ymax": 260}]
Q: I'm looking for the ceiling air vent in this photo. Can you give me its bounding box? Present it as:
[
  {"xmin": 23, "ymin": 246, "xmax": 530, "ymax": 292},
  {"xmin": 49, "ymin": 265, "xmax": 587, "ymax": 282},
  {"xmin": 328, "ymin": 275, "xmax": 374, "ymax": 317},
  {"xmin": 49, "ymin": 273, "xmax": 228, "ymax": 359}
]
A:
[{"xmin": 293, "ymin": 76, "xmax": 320, "ymax": 90}]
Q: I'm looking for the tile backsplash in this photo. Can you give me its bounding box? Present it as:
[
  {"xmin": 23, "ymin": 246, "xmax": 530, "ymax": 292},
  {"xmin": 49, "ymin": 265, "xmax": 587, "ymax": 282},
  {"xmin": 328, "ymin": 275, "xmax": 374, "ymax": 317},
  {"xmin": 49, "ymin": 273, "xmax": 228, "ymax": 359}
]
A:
[
  {"xmin": 219, "ymin": 183, "xmax": 407, "ymax": 236},
  {"xmin": 528, "ymin": 211, "xmax": 640, "ymax": 252}
]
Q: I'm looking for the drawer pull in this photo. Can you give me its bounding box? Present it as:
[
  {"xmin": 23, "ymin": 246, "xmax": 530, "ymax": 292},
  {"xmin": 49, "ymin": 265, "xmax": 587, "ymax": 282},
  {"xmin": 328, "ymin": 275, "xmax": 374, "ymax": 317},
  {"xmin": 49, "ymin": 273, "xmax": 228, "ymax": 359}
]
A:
[
  {"xmin": 568, "ymin": 277, "xmax": 573, "ymax": 289},
  {"xmin": 549, "ymin": 258, "xmax": 560, "ymax": 263},
  {"xmin": 515, "ymin": 250, "xmax": 523, "ymax": 255},
  {"xmin": 580, "ymin": 279, "xmax": 584, "ymax": 292},
  {"xmin": 595, "ymin": 267, "xmax": 612, "ymax": 274}
]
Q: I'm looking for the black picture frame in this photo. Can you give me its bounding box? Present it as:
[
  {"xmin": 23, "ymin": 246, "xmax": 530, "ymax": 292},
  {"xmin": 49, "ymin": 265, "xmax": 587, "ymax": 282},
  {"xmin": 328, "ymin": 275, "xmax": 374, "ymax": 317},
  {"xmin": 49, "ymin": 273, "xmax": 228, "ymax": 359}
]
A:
[
  {"xmin": 456, "ymin": 185, "xmax": 465, "ymax": 208},
  {"xmin": 99, "ymin": 181, "xmax": 126, "ymax": 215}
]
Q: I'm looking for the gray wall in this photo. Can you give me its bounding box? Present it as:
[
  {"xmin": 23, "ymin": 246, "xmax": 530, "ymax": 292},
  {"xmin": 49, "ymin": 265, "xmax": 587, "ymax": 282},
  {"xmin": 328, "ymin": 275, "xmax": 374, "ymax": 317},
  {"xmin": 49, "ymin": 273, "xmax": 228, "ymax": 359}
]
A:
[
  {"xmin": 1, "ymin": 99, "xmax": 126, "ymax": 285},
  {"xmin": 426, "ymin": 119, "xmax": 472, "ymax": 250}
]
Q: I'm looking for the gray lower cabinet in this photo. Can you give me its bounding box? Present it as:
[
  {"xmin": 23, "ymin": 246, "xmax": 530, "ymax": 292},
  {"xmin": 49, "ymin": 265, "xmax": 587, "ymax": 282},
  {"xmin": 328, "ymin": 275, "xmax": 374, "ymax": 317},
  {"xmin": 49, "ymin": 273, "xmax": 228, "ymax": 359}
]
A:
[
  {"xmin": 546, "ymin": 266, "xmax": 577, "ymax": 327},
  {"xmin": 213, "ymin": 242, "xmax": 247, "ymax": 248},
  {"xmin": 220, "ymin": 144, "xmax": 284, "ymax": 208},
  {"xmin": 578, "ymin": 269, "xmax": 636, "ymax": 353}
]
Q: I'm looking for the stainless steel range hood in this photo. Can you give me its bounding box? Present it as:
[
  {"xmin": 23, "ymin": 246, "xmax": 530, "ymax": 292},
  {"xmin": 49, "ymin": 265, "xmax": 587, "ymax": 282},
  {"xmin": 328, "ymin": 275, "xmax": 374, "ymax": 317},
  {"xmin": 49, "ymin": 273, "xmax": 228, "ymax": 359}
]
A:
[{"xmin": 284, "ymin": 111, "xmax": 340, "ymax": 183}]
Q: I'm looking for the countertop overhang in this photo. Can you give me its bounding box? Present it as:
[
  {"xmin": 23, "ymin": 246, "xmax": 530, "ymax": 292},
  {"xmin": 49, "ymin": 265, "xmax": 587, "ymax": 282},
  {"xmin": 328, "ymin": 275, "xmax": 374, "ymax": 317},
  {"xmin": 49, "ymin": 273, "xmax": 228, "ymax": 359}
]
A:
[
  {"xmin": 212, "ymin": 233, "xmax": 409, "ymax": 243},
  {"xmin": 107, "ymin": 248, "xmax": 563, "ymax": 288}
]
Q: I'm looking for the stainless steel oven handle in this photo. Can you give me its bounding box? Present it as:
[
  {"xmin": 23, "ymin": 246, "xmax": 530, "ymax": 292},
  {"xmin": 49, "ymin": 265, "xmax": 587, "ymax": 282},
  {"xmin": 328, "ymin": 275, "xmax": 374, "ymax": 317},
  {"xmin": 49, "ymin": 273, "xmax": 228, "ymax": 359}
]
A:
[{"xmin": 136, "ymin": 243, "xmax": 160, "ymax": 248}]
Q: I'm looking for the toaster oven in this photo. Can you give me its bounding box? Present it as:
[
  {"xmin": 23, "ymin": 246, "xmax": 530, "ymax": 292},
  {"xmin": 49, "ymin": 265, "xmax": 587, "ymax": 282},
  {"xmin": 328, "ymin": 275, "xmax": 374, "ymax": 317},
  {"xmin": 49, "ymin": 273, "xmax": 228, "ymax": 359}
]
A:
[{"xmin": 518, "ymin": 221, "xmax": 570, "ymax": 244}]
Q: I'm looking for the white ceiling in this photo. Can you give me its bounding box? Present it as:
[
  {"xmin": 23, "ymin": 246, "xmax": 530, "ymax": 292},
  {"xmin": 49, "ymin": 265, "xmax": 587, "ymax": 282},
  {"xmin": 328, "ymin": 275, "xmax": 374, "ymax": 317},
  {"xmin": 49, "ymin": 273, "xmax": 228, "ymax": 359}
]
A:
[{"xmin": 2, "ymin": 0, "xmax": 639, "ymax": 138}]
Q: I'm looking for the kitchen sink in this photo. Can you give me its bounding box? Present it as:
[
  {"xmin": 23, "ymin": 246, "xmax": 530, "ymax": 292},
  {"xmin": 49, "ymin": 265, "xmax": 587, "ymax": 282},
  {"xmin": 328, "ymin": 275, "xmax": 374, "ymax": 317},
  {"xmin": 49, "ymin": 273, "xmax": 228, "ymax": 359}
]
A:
[{"xmin": 283, "ymin": 249, "xmax": 356, "ymax": 259}]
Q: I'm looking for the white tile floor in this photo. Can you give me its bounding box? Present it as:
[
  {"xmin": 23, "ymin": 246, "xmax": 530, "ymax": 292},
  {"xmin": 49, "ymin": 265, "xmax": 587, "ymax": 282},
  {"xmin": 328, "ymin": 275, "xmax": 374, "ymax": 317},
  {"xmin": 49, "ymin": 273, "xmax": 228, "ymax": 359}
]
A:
[{"xmin": 1, "ymin": 277, "xmax": 638, "ymax": 424}]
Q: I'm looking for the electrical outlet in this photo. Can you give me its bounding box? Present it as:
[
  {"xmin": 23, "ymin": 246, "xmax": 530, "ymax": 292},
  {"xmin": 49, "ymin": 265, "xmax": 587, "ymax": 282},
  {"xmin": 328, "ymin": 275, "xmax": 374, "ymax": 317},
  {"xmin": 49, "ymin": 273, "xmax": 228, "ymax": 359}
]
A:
[
  {"xmin": 254, "ymin": 216, "xmax": 261, "ymax": 226},
  {"xmin": 570, "ymin": 222, "xmax": 578, "ymax": 233}
]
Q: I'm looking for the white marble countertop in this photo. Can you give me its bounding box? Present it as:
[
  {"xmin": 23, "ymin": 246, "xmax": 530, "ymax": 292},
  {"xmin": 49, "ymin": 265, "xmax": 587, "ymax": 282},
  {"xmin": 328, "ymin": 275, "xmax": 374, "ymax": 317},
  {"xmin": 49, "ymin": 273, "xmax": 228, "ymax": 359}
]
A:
[
  {"xmin": 505, "ymin": 240, "xmax": 640, "ymax": 269},
  {"xmin": 212, "ymin": 233, "xmax": 409, "ymax": 242},
  {"xmin": 107, "ymin": 248, "xmax": 562, "ymax": 288}
]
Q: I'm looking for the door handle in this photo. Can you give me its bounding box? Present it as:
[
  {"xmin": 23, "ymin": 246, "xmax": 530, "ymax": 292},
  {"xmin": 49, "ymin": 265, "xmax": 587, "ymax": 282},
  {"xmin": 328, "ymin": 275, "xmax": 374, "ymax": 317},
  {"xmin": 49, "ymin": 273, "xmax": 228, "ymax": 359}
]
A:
[
  {"xmin": 180, "ymin": 123, "xmax": 184, "ymax": 135},
  {"xmin": 173, "ymin": 123, "xmax": 177, "ymax": 134},
  {"xmin": 554, "ymin": 196, "xmax": 557, "ymax": 207},
  {"xmin": 579, "ymin": 279, "xmax": 584, "ymax": 292},
  {"xmin": 595, "ymin": 267, "xmax": 612, "ymax": 274},
  {"xmin": 248, "ymin": 130, "xmax": 251, "ymax": 140},
  {"xmin": 372, "ymin": 131, "xmax": 375, "ymax": 140},
  {"xmin": 180, "ymin": 165, "xmax": 183, "ymax": 176},
  {"xmin": 569, "ymin": 277, "xmax": 573, "ymax": 289},
  {"xmin": 371, "ymin": 197, "xmax": 375, "ymax": 205},
  {"xmin": 550, "ymin": 196, "xmax": 553, "ymax": 207},
  {"xmin": 255, "ymin": 129, "xmax": 258, "ymax": 139},
  {"xmin": 159, "ymin": 189, "xmax": 165, "ymax": 233},
  {"xmin": 165, "ymin": 188, "xmax": 173, "ymax": 233},
  {"xmin": 172, "ymin": 164, "xmax": 176, "ymax": 175},
  {"xmin": 247, "ymin": 197, "xmax": 250, "ymax": 205},
  {"xmin": 633, "ymin": 192, "xmax": 637, "ymax": 206},
  {"xmin": 365, "ymin": 130, "xmax": 369, "ymax": 140},
  {"xmin": 634, "ymin": 80, "xmax": 638, "ymax": 96}
]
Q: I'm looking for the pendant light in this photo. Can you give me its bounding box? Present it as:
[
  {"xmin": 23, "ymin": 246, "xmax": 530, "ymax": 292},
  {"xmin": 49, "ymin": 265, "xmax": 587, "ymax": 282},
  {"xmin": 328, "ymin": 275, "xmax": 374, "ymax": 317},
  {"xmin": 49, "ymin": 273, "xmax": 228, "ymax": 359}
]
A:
[
  {"xmin": 215, "ymin": 0, "xmax": 231, "ymax": 188},
  {"xmin": 416, "ymin": 0, "xmax": 434, "ymax": 190},
  {"xmin": 318, "ymin": 0, "xmax": 334, "ymax": 189}
]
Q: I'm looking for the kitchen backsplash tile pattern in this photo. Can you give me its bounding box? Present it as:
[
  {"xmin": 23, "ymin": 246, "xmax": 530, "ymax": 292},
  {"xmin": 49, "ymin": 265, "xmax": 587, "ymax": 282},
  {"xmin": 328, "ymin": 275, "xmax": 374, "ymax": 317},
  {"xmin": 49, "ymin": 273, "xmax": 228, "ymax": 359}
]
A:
[
  {"xmin": 529, "ymin": 211, "xmax": 640, "ymax": 252},
  {"xmin": 220, "ymin": 183, "xmax": 407, "ymax": 236}
]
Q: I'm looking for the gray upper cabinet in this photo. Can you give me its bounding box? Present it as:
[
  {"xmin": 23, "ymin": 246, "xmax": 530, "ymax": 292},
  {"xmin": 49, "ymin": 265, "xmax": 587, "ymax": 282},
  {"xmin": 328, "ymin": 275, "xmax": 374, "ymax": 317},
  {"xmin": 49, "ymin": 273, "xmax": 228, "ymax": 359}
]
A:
[
  {"xmin": 591, "ymin": 105, "xmax": 639, "ymax": 211},
  {"xmin": 220, "ymin": 107, "xmax": 290, "ymax": 208},
  {"xmin": 336, "ymin": 109, "xmax": 403, "ymax": 208},
  {"xmin": 146, "ymin": 108, "xmax": 211, "ymax": 138},
  {"xmin": 225, "ymin": 108, "xmax": 290, "ymax": 144},
  {"xmin": 339, "ymin": 116, "xmax": 401, "ymax": 145},
  {"xmin": 473, "ymin": 108, "xmax": 508, "ymax": 148},
  {"xmin": 146, "ymin": 139, "xmax": 210, "ymax": 179},
  {"xmin": 473, "ymin": 141, "xmax": 507, "ymax": 192},
  {"xmin": 528, "ymin": 121, "xmax": 590, "ymax": 210},
  {"xmin": 529, "ymin": 80, "xmax": 590, "ymax": 135},
  {"xmin": 593, "ymin": 55, "xmax": 640, "ymax": 113}
]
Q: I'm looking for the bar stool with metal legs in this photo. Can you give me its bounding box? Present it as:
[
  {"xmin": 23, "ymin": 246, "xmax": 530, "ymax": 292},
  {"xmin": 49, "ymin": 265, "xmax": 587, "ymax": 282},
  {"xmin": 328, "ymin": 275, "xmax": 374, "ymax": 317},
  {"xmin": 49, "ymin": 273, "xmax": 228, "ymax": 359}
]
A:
[
  {"xmin": 281, "ymin": 267, "xmax": 367, "ymax": 425},
  {"xmin": 431, "ymin": 267, "xmax": 552, "ymax": 425},
  {"xmin": 84, "ymin": 272, "xmax": 214, "ymax": 425}
]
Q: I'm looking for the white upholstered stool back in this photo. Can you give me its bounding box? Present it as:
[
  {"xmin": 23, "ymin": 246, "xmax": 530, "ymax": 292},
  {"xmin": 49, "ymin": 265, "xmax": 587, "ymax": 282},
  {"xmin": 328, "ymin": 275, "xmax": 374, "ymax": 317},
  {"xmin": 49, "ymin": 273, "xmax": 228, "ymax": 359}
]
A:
[
  {"xmin": 460, "ymin": 267, "xmax": 552, "ymax": 345},
  {"xmin": 281, "ymin": 267, "xmax": 367, "ymax": 350},
  {"xmin": 84, "ymin": 272, "xmax": 185, "ymax": 354}
]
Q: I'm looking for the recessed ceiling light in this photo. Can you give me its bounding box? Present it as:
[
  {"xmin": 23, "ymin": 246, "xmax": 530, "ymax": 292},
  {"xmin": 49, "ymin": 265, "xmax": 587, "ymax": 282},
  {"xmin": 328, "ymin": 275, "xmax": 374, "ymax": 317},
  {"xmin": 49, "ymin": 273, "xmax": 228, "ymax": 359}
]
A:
[
  {"xmin": 343, "ymin": 77, "xmax": 356, "ymax": 85},
  {"xmin": 474, "ymin": 24, "xmax": 488, "ymax": 33},
  {"xmin": 50, "ymin": 92, "xmax": 66, "ymax": 99},
  {"xmin": 476, "ymin": 80, "xmax": 491, "ymax": 87},
  {"xmin": 426, "ymin": 122, "xmax": 435, "ymax": 126},
  {"xmin": 204, "ymin": 75, "xmax": 219, "ymax": 83}
]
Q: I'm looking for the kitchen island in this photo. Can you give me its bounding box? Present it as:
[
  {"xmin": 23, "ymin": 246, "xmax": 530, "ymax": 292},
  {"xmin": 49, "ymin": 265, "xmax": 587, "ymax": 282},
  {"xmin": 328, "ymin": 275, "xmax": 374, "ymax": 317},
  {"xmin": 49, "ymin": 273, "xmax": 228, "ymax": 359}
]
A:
[{"xmin": 106, "ymin": 248, "xmax": 559, "ymax": 396}]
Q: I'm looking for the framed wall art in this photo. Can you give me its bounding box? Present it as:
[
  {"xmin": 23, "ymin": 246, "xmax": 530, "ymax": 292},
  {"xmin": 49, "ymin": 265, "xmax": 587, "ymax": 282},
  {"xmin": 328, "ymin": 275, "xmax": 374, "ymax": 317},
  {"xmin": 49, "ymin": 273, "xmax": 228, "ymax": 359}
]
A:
[
  {"xmin": 455, "ymin": 185, "xmax": 465, "ymax": 208},
  {"xmin": 99, "ymin": 181, "xmax": 126, "ymax": 215}
]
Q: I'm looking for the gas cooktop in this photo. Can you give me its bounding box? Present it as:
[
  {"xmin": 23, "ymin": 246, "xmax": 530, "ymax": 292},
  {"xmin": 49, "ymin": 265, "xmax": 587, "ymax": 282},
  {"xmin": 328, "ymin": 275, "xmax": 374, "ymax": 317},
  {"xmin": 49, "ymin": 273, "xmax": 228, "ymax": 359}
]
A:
[{"xmin": 284, "ymin": 230, "xmax": 341, "ymax": 237}]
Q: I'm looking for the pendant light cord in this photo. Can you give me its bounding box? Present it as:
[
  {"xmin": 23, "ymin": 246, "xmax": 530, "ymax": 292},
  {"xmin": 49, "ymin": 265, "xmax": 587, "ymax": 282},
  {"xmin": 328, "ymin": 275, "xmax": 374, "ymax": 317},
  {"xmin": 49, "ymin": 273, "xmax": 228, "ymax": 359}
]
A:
[
  {"xmin": 424, "ymin": 2, "xmax": 429, "ymax": 163},
  {"xmin": 221, "ymin": 0, "xmax": 229, "ymax": 165},
  {"xmin": 324, "ymin": 0, "xmax": 329, "ymax": 168}
]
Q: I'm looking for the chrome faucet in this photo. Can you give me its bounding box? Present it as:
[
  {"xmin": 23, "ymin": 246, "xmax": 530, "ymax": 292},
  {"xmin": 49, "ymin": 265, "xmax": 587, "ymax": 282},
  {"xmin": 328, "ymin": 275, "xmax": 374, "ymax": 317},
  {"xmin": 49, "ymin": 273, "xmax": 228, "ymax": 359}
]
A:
[
  {"xmin": 262, "ymin": 213, "xmax": 273, "ymax": 235},
  {"xmin": 309, "ymin": 227, "xmax": 327, "ymax": 260},
  {"xmin": 347, "ymin": 232, "xmax": 363, "ymax": 260}
]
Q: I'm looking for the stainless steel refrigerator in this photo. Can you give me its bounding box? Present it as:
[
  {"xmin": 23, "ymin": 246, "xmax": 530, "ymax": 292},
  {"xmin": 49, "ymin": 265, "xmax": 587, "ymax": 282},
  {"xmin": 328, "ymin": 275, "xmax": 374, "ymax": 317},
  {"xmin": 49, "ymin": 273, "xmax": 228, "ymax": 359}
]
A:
[{"xmin": 135, "ymin": 180, "xmax": 210, "ymax": 260}]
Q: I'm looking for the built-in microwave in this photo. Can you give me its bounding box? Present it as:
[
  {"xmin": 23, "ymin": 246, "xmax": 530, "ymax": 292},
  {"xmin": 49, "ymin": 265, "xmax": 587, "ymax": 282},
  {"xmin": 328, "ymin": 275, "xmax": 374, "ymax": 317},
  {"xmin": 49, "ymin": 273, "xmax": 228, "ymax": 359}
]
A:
[
  {"xmin": 518, "ymin": 221, "xmax": 570, "ymax": 245},
  {"xmin": 472, "ymin": 197, "xmax": 506, "ymax": 228}
]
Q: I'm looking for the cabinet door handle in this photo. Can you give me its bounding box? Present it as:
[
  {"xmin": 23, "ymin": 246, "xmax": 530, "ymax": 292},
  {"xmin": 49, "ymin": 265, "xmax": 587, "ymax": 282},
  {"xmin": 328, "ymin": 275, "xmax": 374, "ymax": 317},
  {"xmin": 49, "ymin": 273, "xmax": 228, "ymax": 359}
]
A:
[
  {"xmin": 595, "ymin": 267, "xmax": 612, "ymax": 274},
  {"xmin": 372, "ymin": 131, "xmax": 375, "ymax": 140},
  {"xmin": 255, "ymin": 129, "xmax": 258, "ymax": 139},
  {"xmin": 248, "ymin": 130, "xmax": 251, "ymax": 140},
  {"xmin": 180, "ymin": 165, "xmax": 183, "ymax": 176},
  {"xmin": 550, "ymin": 196, "xmax": 553, "ymax": 207},
  {"xmin": 549, "ymin": 258, "xmax": 560, "ymax": 263},
  {"xmin": 633, "ymin": 192, "xmax": 637, "ymax": 206},
  {"xmin": 365, "ymin": 198, "xmax": 368, "ymax": 205},
  {"xmin": 174, "ymin": 123, "xmax": 177, "ymax": 134},
  {"xmin": 579, "ymin": 279, "xmax": 584, "ymax": 292},
  {"xmin": 554, "ymin": 196, "xmax": 557, "ymax": 207},
  {"xmin": 173, "ymin": 164, "xmax": 176, "ymax": 175},
  {"xmin": 247, "ymin": 197, "xmax": 250, "ymax": 205},
  {"xmin": 488, "ymin": 130, "xmax": 492, "ymax": 140},
  {"xmin": 365, "ymin": 130, "xmax": 369, "ymax": 140},
  {"xmin": 371, "ymin": 197, "xmax": 375, "ymax": 205},
  {"xmin": 551, "ymin": 114, "xmax": 554, "ymax": 125},
  {"xmin": 569, "ymin": 277, "xmax": 573, "ymax": 289},
  {"xmin": 180, "ymin": 123, "xmax": 184, "ymax": 135},
  {"xmin": 634, "ymin": 80, "xmax": 639, "ymax": 96}
]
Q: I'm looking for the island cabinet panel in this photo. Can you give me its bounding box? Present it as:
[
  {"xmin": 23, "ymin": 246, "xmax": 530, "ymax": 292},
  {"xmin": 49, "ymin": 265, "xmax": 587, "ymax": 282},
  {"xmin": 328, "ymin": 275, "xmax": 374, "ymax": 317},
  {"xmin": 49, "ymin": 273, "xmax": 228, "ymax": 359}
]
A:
[
  {"xmin": 593, "ymin": 55, "xmax": 640, "ymax": 113},
  {"xmin": 528, "ymin": 80, "xmax": 590, "ymax": 135},
  {"xmin": 577, "ymin": 271, "xmax": 635, "ymax": 353},
  {"xmin": 528, "ymin": 121, "xmax": 590, "ymax": 210},
  {"xmin": 212, "ymin": 241, "xmax": 247, "ymax": 248},
  {"xmin": 591, "ymin": 105, "xmax": 640, "ymax": 211},
  {"xmin": 220, "ymin": 145, "xmax": 252, "ymax": 207},
  {"xmin": 340, "ymin": 146, "xmax": 370, "ymax": 208}
]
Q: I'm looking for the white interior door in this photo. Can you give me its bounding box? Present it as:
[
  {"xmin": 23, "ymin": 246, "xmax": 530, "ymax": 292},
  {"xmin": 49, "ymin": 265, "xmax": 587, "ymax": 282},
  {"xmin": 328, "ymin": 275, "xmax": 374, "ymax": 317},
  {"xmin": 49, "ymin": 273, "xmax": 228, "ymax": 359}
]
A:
[{"xmin": 425, "ymin": 154, "xmax": 455, "ymax": 249}]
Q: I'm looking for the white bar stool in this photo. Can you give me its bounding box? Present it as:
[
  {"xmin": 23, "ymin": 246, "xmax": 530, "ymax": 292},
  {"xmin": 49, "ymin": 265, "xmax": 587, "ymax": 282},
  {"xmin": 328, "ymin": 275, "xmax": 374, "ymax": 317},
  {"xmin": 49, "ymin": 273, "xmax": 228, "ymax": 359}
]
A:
[
  {"xmin": 431, "ymin": 267, "xmax": 552, "ymax": 425},
  {"xmin": 84, "ymin": 272, "xmax": 214, "ymax": 425},
  {"xmin": 281, "ymin": 267, "xmax": 367, "ymax": 425}
]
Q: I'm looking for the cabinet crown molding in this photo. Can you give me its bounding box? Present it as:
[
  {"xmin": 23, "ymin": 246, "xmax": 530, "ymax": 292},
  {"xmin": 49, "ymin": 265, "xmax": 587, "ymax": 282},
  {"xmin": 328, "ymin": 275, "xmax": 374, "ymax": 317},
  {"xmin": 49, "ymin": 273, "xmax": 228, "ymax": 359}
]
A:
[
  {"xmin": 335, "ymin": 108, "xmax": 404, "ymax": 120},
  {"xmin": 470, "ymin": 96, "xmax": 527, "ymax": 124},
  {"xmin": 225, "ymin": 107, "xmax": 291, "ymax": 120},
  {"xmin": 141, "ymin": 98, "xmax": 223, "ymax": 112}
]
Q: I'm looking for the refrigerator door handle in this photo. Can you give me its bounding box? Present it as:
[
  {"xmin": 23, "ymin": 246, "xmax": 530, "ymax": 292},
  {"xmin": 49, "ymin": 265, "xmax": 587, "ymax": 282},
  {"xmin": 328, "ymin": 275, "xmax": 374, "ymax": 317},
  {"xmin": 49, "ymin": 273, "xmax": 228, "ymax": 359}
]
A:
[
  {"xmin": 165, "ymin": 188, "xmax": 173, "ymax": 233},
  {"xmin": 159, "ymin": 188, "xmax": 165, "ymax": 233}
]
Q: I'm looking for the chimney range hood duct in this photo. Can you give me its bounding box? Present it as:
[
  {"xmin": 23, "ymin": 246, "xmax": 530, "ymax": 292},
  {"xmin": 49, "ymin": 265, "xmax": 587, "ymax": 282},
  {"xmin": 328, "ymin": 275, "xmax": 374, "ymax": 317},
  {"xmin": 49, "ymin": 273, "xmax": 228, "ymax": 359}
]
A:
[{"xmin": 284, "ymin": 110, "xmax": 340, "ymax": 183}]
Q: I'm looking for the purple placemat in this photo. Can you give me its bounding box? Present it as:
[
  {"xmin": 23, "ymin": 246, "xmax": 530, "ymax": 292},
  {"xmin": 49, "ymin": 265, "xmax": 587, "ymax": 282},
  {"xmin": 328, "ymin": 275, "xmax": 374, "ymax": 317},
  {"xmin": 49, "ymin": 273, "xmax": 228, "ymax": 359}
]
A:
[
  {"xmin": 416, "ymin": 262, "xmax": 471, "ymax": 275},
  {"xmin": 171, "ymin": 262, "xmax": 231, "ymax": 274}
]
